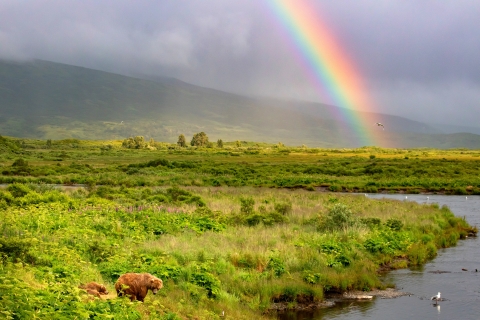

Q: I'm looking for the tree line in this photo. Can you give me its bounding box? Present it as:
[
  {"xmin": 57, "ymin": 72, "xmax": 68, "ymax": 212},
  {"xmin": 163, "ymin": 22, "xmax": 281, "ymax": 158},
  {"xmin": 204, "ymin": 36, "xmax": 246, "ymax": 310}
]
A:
[{"xmin": 122, "ymin": 132, "xmax": 223, "ymax": 149}]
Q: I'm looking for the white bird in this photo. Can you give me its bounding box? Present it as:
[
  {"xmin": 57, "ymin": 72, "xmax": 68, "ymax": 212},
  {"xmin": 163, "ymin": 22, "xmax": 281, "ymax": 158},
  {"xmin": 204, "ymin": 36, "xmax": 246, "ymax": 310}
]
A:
[
  {"xmin": 376, "ymin": 122, "xmax": 385, "ymax": 130},
  {"xmin": 431, "ymin": 292, "xmax": 441, "ymax": 303}
]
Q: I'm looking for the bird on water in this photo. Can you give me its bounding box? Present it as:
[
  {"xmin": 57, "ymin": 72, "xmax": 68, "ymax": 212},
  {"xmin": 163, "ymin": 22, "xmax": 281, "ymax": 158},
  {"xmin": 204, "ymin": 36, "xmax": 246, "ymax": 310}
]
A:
[{"xmin": 431, "ymin": 292, "xmax": 441, "ymax": 304}]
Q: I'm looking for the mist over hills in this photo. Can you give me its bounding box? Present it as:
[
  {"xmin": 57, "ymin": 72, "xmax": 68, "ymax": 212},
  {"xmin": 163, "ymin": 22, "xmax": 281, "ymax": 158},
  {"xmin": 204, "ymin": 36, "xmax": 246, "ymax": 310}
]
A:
[{"xmin": 1, "ymin": 59, "xmax": 479, "ymax": 148}]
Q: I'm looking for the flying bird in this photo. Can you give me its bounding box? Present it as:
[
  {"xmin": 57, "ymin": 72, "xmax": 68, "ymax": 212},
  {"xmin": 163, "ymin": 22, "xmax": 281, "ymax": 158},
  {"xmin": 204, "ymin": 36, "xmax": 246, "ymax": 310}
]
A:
[{"xmin": 376, "ymin": 122, "xmax": 385, "ymax": 130}]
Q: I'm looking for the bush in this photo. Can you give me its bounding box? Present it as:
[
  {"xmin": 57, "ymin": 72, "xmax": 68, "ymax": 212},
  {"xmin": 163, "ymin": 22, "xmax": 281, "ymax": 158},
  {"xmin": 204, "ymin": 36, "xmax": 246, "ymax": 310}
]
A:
[
  {"xmin": 240, "ymin": 197, "xmax": 255, "ymax": 215},
  {"xmin": 361, "ymin": 217, "xmax": 381, "ymax": 229},
  {"xmin": 12, "ymin": 158, "xmax": 28, "ymax": 167},
  {"xmin": 385, "ymin": 219, "xmax": 403, "ymax": 231},
  {"xmin": 7, "ymin": 183, "xmax": 31, "ymax": 198},
  {"xmin": 274, "ymin": 202, "xmax": 292, "ymax": 216},
  {"xmin": 328, "ymin": 185, "xmax": 340, "ymax": 192},
  {"xmin": 190, "ymin": 271, "xmax": 221, "ymax": 298},
  {"xmin": 267, "ymin": 254, "xmax": 286, "ymax": 277},
  {"xmin": 122, "ymin": 136, "xmax": 147, "ymax": 149},
  {"xmin": 453, "ymin": 187, "xmax": 467, "ymax": 195},
  {"xmin": 322, "ymin": 203, "xmax": 356, "ymax": 230}
]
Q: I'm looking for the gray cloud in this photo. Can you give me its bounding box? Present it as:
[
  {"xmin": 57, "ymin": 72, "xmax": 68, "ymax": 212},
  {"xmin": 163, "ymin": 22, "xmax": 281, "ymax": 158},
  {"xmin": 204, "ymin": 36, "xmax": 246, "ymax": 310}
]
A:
[{"xmin": 0, "ymin": 0, "xmax": 479, "ymax": 127}]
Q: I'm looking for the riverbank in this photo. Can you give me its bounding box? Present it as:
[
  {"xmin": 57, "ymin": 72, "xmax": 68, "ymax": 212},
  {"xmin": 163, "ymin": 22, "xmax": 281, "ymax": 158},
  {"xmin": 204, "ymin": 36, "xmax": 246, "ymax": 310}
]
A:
[
  {"xmin": 297, "ymin": 194, "xmax": 480, "ymax": 320},
  {"xmin": 0, "ymin": 184, "xmax": 476, "ymax": 319},
  {"xmin": 271, "ymin": 288, "xmax": 411, "ymax": 314}
]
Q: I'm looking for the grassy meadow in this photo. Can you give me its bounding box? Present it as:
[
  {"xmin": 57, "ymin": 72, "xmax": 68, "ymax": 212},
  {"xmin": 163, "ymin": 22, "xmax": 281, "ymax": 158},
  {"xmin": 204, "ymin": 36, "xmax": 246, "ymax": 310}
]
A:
[
  {"xmin": 0, "ymin": 136, "xmax": 478, "ymax": 319},
  {"xmin": 1, "ymin": 136, "xmax": 480, "ymax": 194}
]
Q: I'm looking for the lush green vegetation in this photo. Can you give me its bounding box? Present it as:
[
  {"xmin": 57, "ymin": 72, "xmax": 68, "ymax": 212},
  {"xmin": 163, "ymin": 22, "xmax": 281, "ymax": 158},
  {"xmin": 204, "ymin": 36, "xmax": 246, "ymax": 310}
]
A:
[
  {"xmin": 1, "ymin": 135, "xmax": 480, "ymax": 194},
  {"xmin": 0, "ymin": 184, "xmax": 475, "ymax": 319},
  {"xmin": 0, "ymin": 136, "xmax": 477, "ymax": 319}
]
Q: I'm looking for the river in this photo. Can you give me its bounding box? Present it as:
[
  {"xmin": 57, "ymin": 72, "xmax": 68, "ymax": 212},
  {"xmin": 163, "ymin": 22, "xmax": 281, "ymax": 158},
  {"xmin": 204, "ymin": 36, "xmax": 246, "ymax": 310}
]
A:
[{"xmin": 278, "ymin": 194, "xmax": 480, "ymax": 320}]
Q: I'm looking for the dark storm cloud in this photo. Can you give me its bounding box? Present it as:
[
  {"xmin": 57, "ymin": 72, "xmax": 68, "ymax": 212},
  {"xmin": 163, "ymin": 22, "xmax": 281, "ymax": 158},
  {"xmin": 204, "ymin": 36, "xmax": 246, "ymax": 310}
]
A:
[{"xmin": 0, "ymin": 0, "xmax": 479, "ymax": 127}]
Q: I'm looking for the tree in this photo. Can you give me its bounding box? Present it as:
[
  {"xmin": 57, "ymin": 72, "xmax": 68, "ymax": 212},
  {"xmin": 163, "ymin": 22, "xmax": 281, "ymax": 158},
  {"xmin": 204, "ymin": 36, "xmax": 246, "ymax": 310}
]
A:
[
  {"xmin": 177, "ymin": 134, "xmax": 186, "ymax": 147},
  {"xmin": 122, "ymin": 136, "xmax": 147, "ymax": 149},
  {"xmin": 191, "ymin": 132, "xmax": 209, "ymax": 147},
  {"xmin": 217, "ymin": 139, "xmax": 223, "ymax": 148}
]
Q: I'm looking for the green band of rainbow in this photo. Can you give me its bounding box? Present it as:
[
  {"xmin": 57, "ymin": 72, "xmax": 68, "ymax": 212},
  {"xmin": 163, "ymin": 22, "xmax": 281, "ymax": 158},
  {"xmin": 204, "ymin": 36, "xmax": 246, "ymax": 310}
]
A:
[{"xmin": 266, "ymin": 0, "xmax": 383, "ymax": 147}]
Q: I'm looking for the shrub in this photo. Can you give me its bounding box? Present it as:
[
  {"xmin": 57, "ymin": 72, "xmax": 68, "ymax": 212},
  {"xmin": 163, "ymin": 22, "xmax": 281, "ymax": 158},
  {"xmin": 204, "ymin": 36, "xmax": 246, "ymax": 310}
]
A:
[
  {"xmin": 7, "ymin": 183, "xmax": 31, "ymax": 198},
  {"xmin": 453, "ymin": 187, "xmax": 467, "ymax": 195},
  {"xmin": 328, "ymin": 185, "xmax": 340, "ymax": 192},
  {"xmin": 190, "ymin": 271, "xmax": 221, "ymax": 298},
  {"xmin": 0, "ymin": 237, "xmax": 37, "ymax": 263},
  {"xmin": 385, "ymin": 219, "xmax": 404, "ymax": 231},
  {"xmin": 322, "ymin": 203, "xmax": 356, "ymax": 230},
  {"xmin": 122, "ymin": 136, "xmax": 147, "ymax": 149},
  {"xmin": 267, "ymin": 254, "xmax": 286, "ymax": 277},
  {"xmin": 12, "ymin": 158, "xmax": 28, "ymax": 167},
  {"xmin": 240, "ymin": 197, "xmax": 255, "ymax": 215},
  {"xmin": 364, "ymin": 185, "xmax": 378, "ymax": 193},
  {"xmin": 361, "ymin": 217, "xmax": 381, "ymax": 229},
  {"xmin": 274, "ymin": 202, "xmax": 292, "ymax": 216}
]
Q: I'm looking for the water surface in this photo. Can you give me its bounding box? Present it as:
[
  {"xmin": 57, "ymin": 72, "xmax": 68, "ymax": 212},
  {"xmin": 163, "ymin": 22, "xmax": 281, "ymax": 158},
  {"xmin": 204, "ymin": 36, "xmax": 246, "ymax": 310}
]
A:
[{"xmin": 279, "ymin": 194, "xmax": 480, "ymax": 320}]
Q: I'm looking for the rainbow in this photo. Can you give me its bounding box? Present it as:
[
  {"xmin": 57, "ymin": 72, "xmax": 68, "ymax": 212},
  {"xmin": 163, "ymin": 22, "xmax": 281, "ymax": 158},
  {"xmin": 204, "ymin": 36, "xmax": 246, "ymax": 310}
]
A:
[{"xmin": 265, "ymin": 0, "xmax": 384, "ymax": 147}]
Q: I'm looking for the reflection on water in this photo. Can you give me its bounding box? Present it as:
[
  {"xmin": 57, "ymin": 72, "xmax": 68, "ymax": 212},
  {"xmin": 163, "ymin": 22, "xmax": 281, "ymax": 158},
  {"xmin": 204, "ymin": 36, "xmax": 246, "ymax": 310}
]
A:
[
  {"xmin": 278, "ymin": 300, "xmax": 376, "ymax": 320},
  {"xmin": 278, "ymin": 194, "xmax": 480, "ymax": 320}
]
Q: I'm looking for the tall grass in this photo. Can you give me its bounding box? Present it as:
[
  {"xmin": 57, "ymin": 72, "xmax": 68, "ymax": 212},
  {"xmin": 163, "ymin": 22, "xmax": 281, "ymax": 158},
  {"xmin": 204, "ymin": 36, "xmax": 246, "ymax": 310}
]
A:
[{"xmin": 0, "ymin": 182, "xmax": 476, "ymax": 318}]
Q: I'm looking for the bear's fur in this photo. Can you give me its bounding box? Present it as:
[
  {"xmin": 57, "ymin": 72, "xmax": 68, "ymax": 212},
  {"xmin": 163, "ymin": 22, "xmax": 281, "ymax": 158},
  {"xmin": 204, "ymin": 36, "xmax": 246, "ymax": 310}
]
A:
[
  {"xmin": 115, "ymin": 273, "xmax": 163, "ymax": 302},
  {"xmin": 79, "ymin": 282, "xmax": 109, "ymax": 295},
  {"xmin": 85, "ymin": 289, "xmax": 102, "ymax": 299}
]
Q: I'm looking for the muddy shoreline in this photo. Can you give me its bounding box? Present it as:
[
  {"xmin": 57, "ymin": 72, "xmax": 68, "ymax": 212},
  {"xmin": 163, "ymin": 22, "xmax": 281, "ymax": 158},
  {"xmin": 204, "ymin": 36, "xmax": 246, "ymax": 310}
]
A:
[{"xmin": 269, "ymin": 288, "xmax": 411, "ymax": 314}]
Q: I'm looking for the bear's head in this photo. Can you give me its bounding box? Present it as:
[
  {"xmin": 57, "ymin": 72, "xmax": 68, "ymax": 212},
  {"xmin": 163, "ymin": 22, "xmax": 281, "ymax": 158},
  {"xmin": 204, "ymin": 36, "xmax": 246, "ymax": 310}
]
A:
[
  {"xmin": 149, "ymin": 277, "xmax": 163, "ymax": 294},
  {"xmin": 98, "ymin": 284, "xmax": 109, "ymax": 295}
]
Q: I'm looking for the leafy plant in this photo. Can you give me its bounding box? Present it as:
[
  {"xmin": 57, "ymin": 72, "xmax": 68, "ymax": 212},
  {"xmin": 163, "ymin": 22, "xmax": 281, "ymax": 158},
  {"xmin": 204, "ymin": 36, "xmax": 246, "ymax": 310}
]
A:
[{"xmin": 322, "ymin": 203, "xmax": 356, "ymax": 230}]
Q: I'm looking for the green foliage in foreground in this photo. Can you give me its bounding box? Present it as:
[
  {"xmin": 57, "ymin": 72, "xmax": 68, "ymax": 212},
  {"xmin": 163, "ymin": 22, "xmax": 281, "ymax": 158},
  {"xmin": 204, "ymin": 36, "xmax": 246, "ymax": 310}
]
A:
[{"xmin": 0, "ymin": 184, "xmax": 476, "ymax": 319}]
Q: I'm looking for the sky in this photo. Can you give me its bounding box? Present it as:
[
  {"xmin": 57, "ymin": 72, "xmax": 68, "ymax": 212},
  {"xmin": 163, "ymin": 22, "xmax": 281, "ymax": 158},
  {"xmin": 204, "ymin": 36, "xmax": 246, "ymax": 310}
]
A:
[{"xmin": 1, "ymin": 0, "xmax": 480, "ymax": 128}]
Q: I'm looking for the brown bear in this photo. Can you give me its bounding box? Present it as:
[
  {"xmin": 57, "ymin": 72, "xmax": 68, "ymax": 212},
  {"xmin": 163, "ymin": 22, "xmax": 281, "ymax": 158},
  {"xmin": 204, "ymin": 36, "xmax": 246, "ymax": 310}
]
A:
[
  {"xmin": 115, "ymin": 273, "xmax": 163, "ymax": 302},
  {"xmin": 85, "ymin": 289, "xmax": 102, "ymax": 299},
  {"xmin": 79, "ymin": 282, "xmax": 109, "ymax": 295}
]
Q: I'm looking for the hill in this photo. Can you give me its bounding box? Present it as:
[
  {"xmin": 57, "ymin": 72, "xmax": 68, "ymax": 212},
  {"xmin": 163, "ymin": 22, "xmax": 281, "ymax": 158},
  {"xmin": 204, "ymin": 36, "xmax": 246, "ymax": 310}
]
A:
[{"xmin": 1, "ymin": 59, "xmax": 480, "ymax": 148}]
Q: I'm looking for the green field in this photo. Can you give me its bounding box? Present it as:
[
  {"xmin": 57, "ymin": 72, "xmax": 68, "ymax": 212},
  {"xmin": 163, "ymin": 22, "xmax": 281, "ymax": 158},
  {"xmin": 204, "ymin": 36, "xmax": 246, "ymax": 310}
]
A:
[
  {"xmin": 0, "ymin": 136, "xmax": 478, "ymax": 319},
  {"xmin": 1, "ymin": 136, "xmax": 480, "ymax": 194}
]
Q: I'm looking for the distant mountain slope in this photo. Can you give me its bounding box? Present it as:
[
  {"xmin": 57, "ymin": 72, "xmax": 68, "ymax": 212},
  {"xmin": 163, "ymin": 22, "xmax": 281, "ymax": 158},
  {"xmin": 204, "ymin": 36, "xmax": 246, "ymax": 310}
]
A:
[
  {"xmin": 1, "ymin": 59, "xmax": 480, "ymax": 148},
  {"xmin": 430, "ymin": 123, "xmax": 480, "ymax": 135},
  {"xmin": 272, "ymin": 101, "xmax": 442, "ymax": 135}
]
